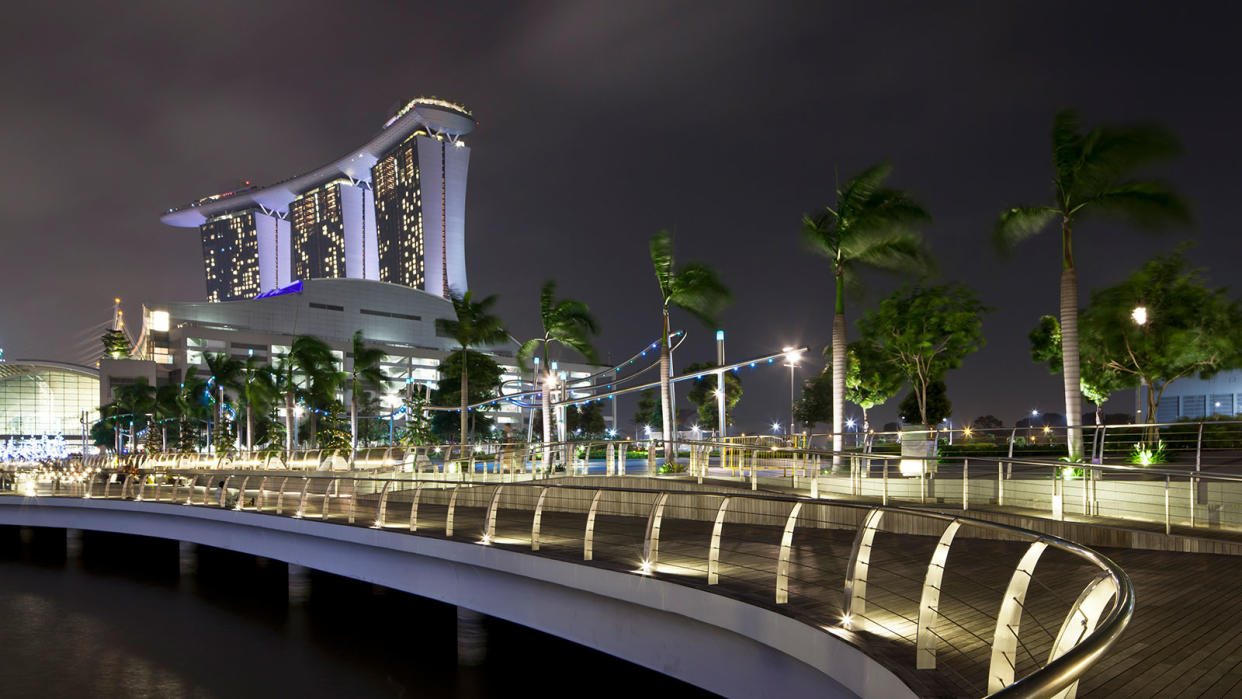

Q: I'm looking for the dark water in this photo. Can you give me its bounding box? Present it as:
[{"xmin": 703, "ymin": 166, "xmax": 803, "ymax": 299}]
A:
[{"xmin": 0, "ymin": 527, "xmax": 714, "ymax": 698}]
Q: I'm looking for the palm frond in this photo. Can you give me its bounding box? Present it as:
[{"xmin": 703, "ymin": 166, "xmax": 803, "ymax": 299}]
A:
[
  {"xmin": 539, "ymin": 280, "xmax": 556, "ymax": 321},
  {"xmin": 516, "ymin": 338, "xmax": 544, "ymax": 372},
  {"xmin": 838, "ymin": 162, "xmax": 893, "ymax": 215},
  {"xmin": 993, "ymin": 206, "xmax": 1058, "ymax": 255},
  {"xmin": 849, "ymin": 231, "xmax": 935, "ymax": 276},
  {"xmin": 1073, "ymin": 122, "xmax": 1181, "ymax": 197},
  {"xmin": 649, "ymin": 230, "xmax": 675, "ymax": 300},
  {"xmin": 1083, "ymin": 180, "xmax": 1191, "ymax": 230},
  {"xmin": 801, "ymin": 213, "xmax": 839, "ymax": 259},
  {"xmin": 669, "ymin": 262, "xmax": 731, "ymax": 328},
  {"xmin": 1051, "ymin": 109, "xmax": 1085, "ymax": 192}
]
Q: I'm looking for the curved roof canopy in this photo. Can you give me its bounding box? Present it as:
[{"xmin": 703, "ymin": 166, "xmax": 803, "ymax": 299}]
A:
[
  {"xmin": 161, "ymin": 98, "xmax": 475, "ymax": 228},
  {"xmin": 0, "ymin": 360, "xmax": 99, "ymax": 381}
]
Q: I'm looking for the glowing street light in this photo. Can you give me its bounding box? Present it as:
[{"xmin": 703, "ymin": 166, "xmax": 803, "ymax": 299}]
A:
[
  {"xmin": 772, "ymin": 421, "xmax": 782, "ymax": 434},
  {"xmin": 1132, "ymin": 306, "xmax": 1149, "ymax": 422},
  {"xmin": 783, "ymin": 346, "xmax": 802, "ymax": 438}
]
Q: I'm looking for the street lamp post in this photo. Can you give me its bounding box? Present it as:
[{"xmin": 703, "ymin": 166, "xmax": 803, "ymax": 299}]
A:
[
  {"xmin": 783, "ymin": 347, "xmax": 801, "ymax": 442},
  {"xmin": 1132, "ymin": 306, "xmax": 1148, "ymax": 424},
  {"xmin": 716, "ymin": 330, "xmax": 726, "ymax": 440}
]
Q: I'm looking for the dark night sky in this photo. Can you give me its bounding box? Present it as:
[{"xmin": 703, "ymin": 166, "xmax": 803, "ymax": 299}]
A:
[{"xmin": 2, "ymin": 1, "xmax": 1239, "ymax": 433}]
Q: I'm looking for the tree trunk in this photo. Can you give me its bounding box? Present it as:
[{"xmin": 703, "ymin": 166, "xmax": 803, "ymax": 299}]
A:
[
  {"xmin": 1060, "ymin": 266, "xmax": 1084, "ymax": 461},
  {"xmin": 460, "ymin": 350, "xmax": 469, "ymax": 445},
  {"xmin": 246, "ymin": 403, "xmax": 253, "ymax": 454},
  {"xmin": 350, "ymin": 389, "xmax": 358, "ymax": 454},
  {"xmin": 659, "ymin": 310, "xmax": 674, "ymax": 465},
  {"xmin": 541, "ymin": 372, "xmax": 553, "ymax": 470},
  {"xmin": 285, "ymin": 391, "xmax": 294, "ymax": 455},
  {"xmin": 831, "ymin": 308, "xmax": 846, "ymax": 473}
]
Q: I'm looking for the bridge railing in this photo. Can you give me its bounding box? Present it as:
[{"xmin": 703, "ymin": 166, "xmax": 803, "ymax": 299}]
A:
[
  {"xmin": 50, "ymin": 426, "xmax": 1242, "ymax": 536},
  {"xmin": 3, "ymin": 468, "xmax": 1133, "ymax": 698}
]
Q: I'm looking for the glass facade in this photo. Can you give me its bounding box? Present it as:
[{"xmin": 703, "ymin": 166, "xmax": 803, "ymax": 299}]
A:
[
  {"xmin": 291, "ymin": 182, "xmax": 347, "ymax": 281},
  {"xmin": 199, "ymin": 211, "xmax": 262, "ymax": 302},
  {"xmin": 0, "ymin": 364, "xmax": 99, "ymax": 438},
  {"xmin": 372, "ymin": 134, "xmax": 427, "ymax": 289}
]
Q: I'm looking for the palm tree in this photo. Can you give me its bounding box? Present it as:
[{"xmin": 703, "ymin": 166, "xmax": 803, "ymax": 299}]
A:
[
  {"xmin": 114, "ymin": 378, "xmax": 155, "ymax": 454},
  {"xmin": 517, "ymin": 280, "xmax": 600, "ymax": 457},
  {"xmin": 204, "ymin": 352, "xmax": 244, "ymax": 452},
  {"xmin": 347, "ymin": 330, "xmax": 388, "ymax": 453},
  {"xmin": 803, "ymin": 162, "xmax": 932, "ymax": 469},
  {"xmin": 649, "ymin": 230, "xmax": 731, "ymax": 461},
  {"xmin": 238, "ymin": 356, "xmax": 276, "ymax": 454},
  {"xmin": 153, "ymin": 384, "xmax": 179, "ymax": 451},
  {"xmin": 272, "ymin": 336, "xmax": 337, "ymax": 454},
  {"xmin": 175, "ymin": 367, "xmax": 209, "ymax": 453},
  {"xmin": 995, "ymin": 110, "xmax": 1189, "ymax": 461},
  {"xmin": 436, "ymin": 291, "xmax": 509, "ymax": 445}
]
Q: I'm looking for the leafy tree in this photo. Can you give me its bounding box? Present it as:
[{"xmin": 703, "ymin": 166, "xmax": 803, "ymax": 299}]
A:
[
  {"xmin": 841, "ymin": 343, "xmax": 903, "ymax": 431},
  {"xmin": 399, "ymin": 393, "xmax": 437, "ymax": 446},
  {"xmin": 437, "ymin": 291, "xmax": 508, "ymax": 444},
  {"xmin": 803, "ymin": 162, "xmax": 933, "ymax": 466},
  {"xmin": 793, "ymin": 370, "xmax": 832, "ymax": 430},
  {"xmin": 567, "ymin": 401, "xmax": 606, "ymax": 437},
  {"xmin": 995, "ymin": 109, "xmax": 1190, "ymax": 460},
  {"xmin": 516, "ymin": 280, "xmax": 600, "ymax": 449},
  {"xmin": 899, "ymin": 380, "xmax": 951, "ymax": 425},
  {"xmin": 633, "ymin": 389, "xmax": 661, "ymax": 436},
  {"xmin": 101, "ymin": 329, "xmax": 131, "ymax": 359},
  {"xmin": 432, "ymin": 348, "xmax": 504, "ymax": 442},
  {"xmin": 858, "ymin": 282, "xmax": 990, "ymax": 426},
  {"xmin": 681, "ymin": 361, "xmax": 742, "ymax": 431},
  {"xmin": 1079, "ymin": 249, "xmax": 1242, "ymax": 428},
  {"xmin": 347, "ymin": 330, "xmax": 388, "ymax": 453},
  {"xmin": 90, "ymin": 416, "xmax": 115, "ymax": 449},
  {"xmin": 1030, "ymin": 314, "xmax": 1132, "ymax": 425},
  {"xmin": 649, "ymin": 230, "xmax": 731, "ymax": 459},
  {"xmin": 973, "ymin": 415, "xmax": 1004, "ymax": 430}
]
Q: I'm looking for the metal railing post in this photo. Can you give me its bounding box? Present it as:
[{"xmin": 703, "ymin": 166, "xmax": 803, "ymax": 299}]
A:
[
  {"xmin": 531, "ymin": 487, "xmax": 549, "ymax": 551},
  {"xmin": 988, "ymin": 541, "xmax": 1049, "ymax": 693},
  {"xmin": 641, "ymin": 493, "xmax": 670, "ymax": 571},
  {"xmin": 962, "ymin": 459, "xmax": 969, "ymax": 511},
  {"xmin": 775, "ymin": 502, "xmax": 803, "ymax": 604},
  {"xmin": 916, "ymin": 519, "xmax": 962, "ymax": 669},
  {"xmin": 1164, "ymin": 476, "xmax": 1171, "ymax": 535},
  {"xmin": 997, "ymin": 462, "xmax": 1004, "ymax": 507},
  {"xmin": 583, "ymin": 490, "xmax": 603, "ymax": 560},
  {"xmin": 707, "ymin": 496, "xmax": 730, "ymax": 585},
  {"xmin": 882, "ymin": 458, "xmax": 889, "ymax": 506}
]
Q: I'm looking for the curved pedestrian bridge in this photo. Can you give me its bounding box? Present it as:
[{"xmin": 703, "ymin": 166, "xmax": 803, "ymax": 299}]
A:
[{"xmin": 1, "ymin": 472, "xmax": 1131, "ymax": 698}]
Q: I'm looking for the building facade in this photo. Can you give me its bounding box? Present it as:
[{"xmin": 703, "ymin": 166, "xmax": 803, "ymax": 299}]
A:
[
  {"xmin": 1149, "ymin": 372, "xmax": 1242, "ymax": 422},
  {"xmin": 163, "ymin": 98, "xmax": 474, "ymax": 302},
  {"xmin": 0, "ymin": 360, "xmax": 99, "ymax": 452},
  {"xmin": 109, "ymin": 278, "xmax": 603, "ymax": 441}
]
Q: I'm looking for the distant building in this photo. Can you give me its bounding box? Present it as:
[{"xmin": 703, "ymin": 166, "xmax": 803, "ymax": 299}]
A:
[
  {"xmin": 162, "ymin": 98, "xmax": 475, "ymax": 302},
  {"xmin": 0, "ymin": 360, "xmax": 98, "ymax": 452},
  {"xmin": 105, "ymin": 278, "xmax": 603, "ymax": 438},
  {"xmin": 1146, "ymin": 373, "xmax": 1242, "ymax": 422}
]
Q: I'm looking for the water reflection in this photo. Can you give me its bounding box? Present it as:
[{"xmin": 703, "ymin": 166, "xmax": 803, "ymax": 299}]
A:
[{"xmin": 0, "ymin": 527, "xmax": 714, "ymax": 698}]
